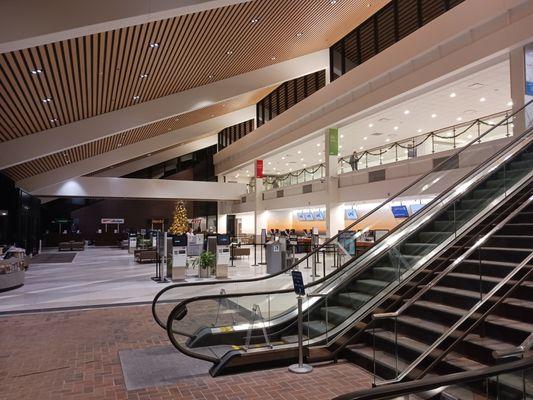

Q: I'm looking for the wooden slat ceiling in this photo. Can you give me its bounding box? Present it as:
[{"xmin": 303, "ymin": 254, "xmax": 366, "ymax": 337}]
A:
[
  {"xmin": 2, "ymin": 86, "xmax": 273, "ymax": 181},
  {"xmin": 0, "ymin": 0, "xmax": 389, "ymax": 142}
]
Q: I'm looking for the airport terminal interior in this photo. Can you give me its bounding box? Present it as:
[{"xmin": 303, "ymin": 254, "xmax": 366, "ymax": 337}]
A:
[{"xmin": 1, "ymin": 1, "xmax": 533, "ymax": 399}]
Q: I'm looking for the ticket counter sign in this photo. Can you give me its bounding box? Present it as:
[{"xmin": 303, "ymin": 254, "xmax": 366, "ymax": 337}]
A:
[{"xmin": 101, "ymin": 218, "xmax": 124, "ymax": 224}]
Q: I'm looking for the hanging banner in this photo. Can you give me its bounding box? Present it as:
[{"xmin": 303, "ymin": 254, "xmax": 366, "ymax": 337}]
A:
[
  {"xmin": 255, "ymin": 159, "xmax": 264, "ymax": 178},
  {"xmin": 526, "ymin": 43, "xmax": 533, "ymax": 96},
  {"xmin": 328, "ymin": 128, "xmax": 339, "ymax": 156}
]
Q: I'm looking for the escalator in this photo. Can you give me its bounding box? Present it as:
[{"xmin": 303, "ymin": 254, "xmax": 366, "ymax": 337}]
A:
[{"xmin": 157, "ymin": 102, "xmax": 533, "ymax": 376}]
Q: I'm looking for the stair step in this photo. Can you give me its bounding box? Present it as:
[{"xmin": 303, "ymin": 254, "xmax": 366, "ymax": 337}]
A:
[
  {"xmin": 320, "ymin": 306, "xmax": 354, "ymax": 325},
  {"xmin": 338, "ymin": 292, "xmax": 372, "ymax": 309},
  {"xmin": 302, "ymin": 320, "xmax": 334, "ymax": 338}
]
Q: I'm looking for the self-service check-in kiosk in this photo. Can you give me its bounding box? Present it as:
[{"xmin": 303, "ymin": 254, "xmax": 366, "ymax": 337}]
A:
[
  {"xmin": 171, "ymin": 234, "xmax": 187, "ymax": 280},
  {"xmin": 128, "ymin": 233, "xmax": 137, "ymax": 254},
  {"xmin": 216, "ymin": 234, "xmax": 230, "ymax": 278}
]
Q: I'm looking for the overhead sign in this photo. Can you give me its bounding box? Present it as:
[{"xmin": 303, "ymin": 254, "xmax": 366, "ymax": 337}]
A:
[
  {"xmin": 329, "ymin": 128, "xmax": 338, "ymax": 156},
  {"xmin": 101, "ymin": 218, "xmax": 124, "ymax": 224},
  {"xmin": 255, "ymin": 159, "xmax": 264, "ymax": 178},
  {"xmin": 291, "ymin": 270, "xmax": 305, "ymax": 296}
]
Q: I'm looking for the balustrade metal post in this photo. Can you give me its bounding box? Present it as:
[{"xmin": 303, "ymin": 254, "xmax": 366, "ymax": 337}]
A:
[{"xmin": 288, "ymin": 296, "xmax": 313, "ymax": 374}]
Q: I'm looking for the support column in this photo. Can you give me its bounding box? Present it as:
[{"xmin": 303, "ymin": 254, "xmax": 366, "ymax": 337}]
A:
[
  {"xmin": 510, "ymin": 44, "xmax": 533, "ymax": 131},
  {"xmin": 217, "ymin": 174, "xmax": 227, "ymax": 233},
  {"xmin": 324, "ymin": 128, "xmax": 344, "ymax": 239},
  {"xmin": 254, "ymin": 177, "xmax": 267, "ymax": 243}
]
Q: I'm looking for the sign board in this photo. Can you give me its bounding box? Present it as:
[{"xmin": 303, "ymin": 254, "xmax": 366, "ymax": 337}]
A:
[
  {"xmin": 261, "ymin": 228, "xmax": 267, "ymax": 244},
  {"xmin": 101, "ymin": 218, "xmax": 124, "ymax": 224},
  {"xmin": 291, "ymin": 270, "xmax": 305, "ymax": 296},
  {"xmin": 328, "ymin": 128, "xmax": 339, "ymax": 156},
  {"xmin": 526, "ymin": 43, "xmax": 533, "ymax": 96},
  {"xmin": 255, "ymin": 159, "xmax": 264, "ymax": 178}
]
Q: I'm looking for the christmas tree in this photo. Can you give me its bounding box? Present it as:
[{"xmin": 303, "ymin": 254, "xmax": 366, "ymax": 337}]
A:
[{"xmin": 169, "ymin": 201, "xmax": 189, "ymax": 234}]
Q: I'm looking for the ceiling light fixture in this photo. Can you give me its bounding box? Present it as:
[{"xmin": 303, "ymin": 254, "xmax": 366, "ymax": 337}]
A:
[
  {"xmin": 359, "ymin": 146, "xmax": 363, "ymax": 150},
  {"xmin": 368, "ymin": 123, "xmax": 373, "ymax": 128},
  {"xmin": 340, "ymin": 134, "xmax": 344, "ymax": 138},
  {"xmin": 386, "ymin": 138, "xmax": 390, "ymax": 142},
  {"xmin": 251, "ymin": 17, "xmax": 259, "ymax": 23},
  {"xmin": 394, "ymin": 126, "xmax": 399, "ymax": 131},
  {"xmin": 296, "ymin": 32, "xmax": 303, "ymax": 37},
  {"xmin": 363, "ymin": 136, "xmax": 367, "ymax": 140},
  {"xmin": 297, "ymin": 150, "xmax": 301, "ymax": 154},
  {"xmin": 450, "ymin": 92, "xmax": 456, "ymax": 98},
  {"xmin": 133, "ymin": 95, "xmax": 140, "ymax": 101},
  {"xmin": 330, "ymin": 0, "xmax": 337, "ymax": 4},
  {"xmin": 226, "ymin": 50, "xmax": 234, "ymax": 55},
  {"xmin": 281, "ymin": 156, "xmax": 285, "ymax": 160},
  {"xmin": 404, "ymin": 110, "xmax": 410, "ymax": 115},
  {"xmin": 456, "ymin": 117, "xmax": 462, "ymax": 121},
  {"xmin": 42, "ymin": 97, "xmax": 52, "ymax": 103},
  {"xmin": 208, "ymin": 74, "xmax": 214, "ymax": 79},
  {"xmin": 149, "ymin": 43, "xmax": 159, "ymax": 48},
  {"xmin": 270, "ymin": 56, "xmax": 276, "ymax": 61},
  {"xmin": 431, "ymin": 113, "xmax": 437, "ymax": 118},
  {"xmin": 507, "ymin": 100, "xmax": 513, "ymax": 107},
  {"xmin": 316, "ymin": 143, "xmax": 320, "ymax": 147},
  {"xmin": 50, "ymin": 118, "xmax": 58, "ymax": 123},
  {"xmin": 140, "ymin": 73, "xmax": 148, "ymax": 79},
  {"xmin": 318, "ymin": 152, "xmax": 321, "ymax": 156},
  {"xmin": 319, "ymin": 159, "xmax": 322, "ymax": 162},
  {"xmin": 339, "ymin": 145, "xmax": 342, "ymax": 149},
  {"xmin": 479, "ymin": 97, "xmax": 486, "ymax": 102},
  {"xmin": 417, "ymin": 129, "xmax": 422, "ymax": 133},
  {"xmin": 268, "ymin": 161, "xmax": 272, "ymax": 165},
  {"xmin": 31, "ymin": 68, "xmax": 43, "ymax": 75},
  {"xmin": 303, "ymin": 163, "xmax": 307, "ymax": 167}
]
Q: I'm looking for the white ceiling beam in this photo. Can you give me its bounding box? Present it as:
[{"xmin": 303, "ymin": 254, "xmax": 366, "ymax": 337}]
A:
[
  {"xmin": 31, "ymin": 177, "xmax": 246, "ymax": 201},
  {"xmin": 17, "ymin": 106, "xmax": 254, "ymax": 192},
  {"xmin": 0, "ymin": 0, "xmax": 251, "ymax": 53},
  {"xmin": 0, "ymin": 50, "xmax": 328, "ymax": 170},
  {"xmin": 95, "ymin": 135, "xmax": 217, "ymax": 177}
]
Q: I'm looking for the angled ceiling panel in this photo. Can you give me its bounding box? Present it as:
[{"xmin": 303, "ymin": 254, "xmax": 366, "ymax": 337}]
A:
[{"xmin": 0, "ymin": 0, "xmax": 389, "ymax": 141}]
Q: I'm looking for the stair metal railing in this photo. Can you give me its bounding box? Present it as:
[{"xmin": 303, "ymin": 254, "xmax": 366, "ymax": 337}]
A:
[
  {"xmin": 371, "ymin": 197, "xmax": 533, "ymax": 385},
  {"xmin": 494, "ymin": 333, "xmax": 533, "ymax": 360},
  {"xmin": 325, "ymin": 180, "xmax": 533, "ymax": 363},
  {"xmin": 332, "ymin": 357, "xmax": 533, "ymax": 400}
]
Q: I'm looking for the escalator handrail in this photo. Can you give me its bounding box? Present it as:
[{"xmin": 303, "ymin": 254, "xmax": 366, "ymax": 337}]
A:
[
  {"xmin": 373, "ymin": 192, "xmax": 533, "ymax": 322},
  {"xmin": 329, "ymin": 180, "xmax": 533, "ymax": 360},
  {"xmin": 332, "ymin": 357, "xmax": 533, "ymax": 400},
  {"xmin": 153, "ymin": 100, "xmax": 532, "ymax": 329},
  {"xmin": 416, "ymin": 251, "xmax": 533, "ymax": 379},
  {"xmin": 165, "ymin": 120, "xmax": 533, "ymax": 363}
]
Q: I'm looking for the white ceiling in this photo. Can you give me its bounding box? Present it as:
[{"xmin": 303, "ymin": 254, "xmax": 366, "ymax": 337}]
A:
[{"xmin": 227, "ymin": 60, "xmax": 511, "ymax": 181}]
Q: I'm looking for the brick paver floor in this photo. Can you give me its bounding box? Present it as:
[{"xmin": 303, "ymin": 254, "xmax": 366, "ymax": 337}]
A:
[{"xmin": 0, "ymin": 305, "xmax": 372, "ymax": 400}]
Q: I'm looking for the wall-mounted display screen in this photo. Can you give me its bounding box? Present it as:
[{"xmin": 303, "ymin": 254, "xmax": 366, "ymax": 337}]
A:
[
  {"xmin": 296, "ymin": 212, "xmax": 306, "ymax": 221},
  {"xmin": 217, "ymin": 234, "xmax": 230, "ymax": 245},
  {"xmin": 345, "ymin": 208, "xmax": 358, "ymax": 220},
  {"xmin": 410, "ymin": 203, "xmax": 424, "ymax": 214},
  {"xmin": 313, "ymin": 210, "xmax": 325, "ymax": 221},
  {"xmin": 172, "ymin": 234, "xmax": 188, "ymax": 246},
  {"xmin": 391, "ymin": 205, "xmax": 409, "ymax": 218},
  {"xmin": 304, "ymin": 211, "xmax": 314, "ymax": 221}
]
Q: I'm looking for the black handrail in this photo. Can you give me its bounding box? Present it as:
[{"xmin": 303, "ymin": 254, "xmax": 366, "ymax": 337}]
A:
[
  {"xmin": 153, "ymin": 100, "xmax": 532, "ymax": 329},
  {"xmin": 328, "ymin": 179, "xmax": 533, "ymax": 360},
  {"xmin": 332, "ymin": 357, "xmax": 533, "ymax": 400}
]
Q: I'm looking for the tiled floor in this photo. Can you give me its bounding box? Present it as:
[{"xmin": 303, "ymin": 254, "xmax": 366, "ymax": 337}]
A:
[
  {"xmin": 0, "ymin": 247, "xmax": 342, "ymax": 313},
  {"xmin": 0, "ymin": 305, "xmax": 373, "ymax": 400}
]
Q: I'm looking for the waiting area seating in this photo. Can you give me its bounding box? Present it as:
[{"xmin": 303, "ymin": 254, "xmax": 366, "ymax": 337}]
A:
[{"xmin": 134, "ymin": 249, "xmax": 157, "ymax": 263}]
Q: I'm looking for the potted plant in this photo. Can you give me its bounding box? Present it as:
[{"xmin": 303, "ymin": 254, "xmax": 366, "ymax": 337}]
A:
[{"xmin": 192, "ymin": 250, "xmax": 216, "ymax": 278}]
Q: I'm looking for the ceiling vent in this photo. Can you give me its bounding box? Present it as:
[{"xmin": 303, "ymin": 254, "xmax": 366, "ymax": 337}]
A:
[
  {"xmin": 378, "ymin": 117, "xmax": 391, "ymax": 122},
  {"xmin": 467, "ymin": 83, "xmax": 485, "ymax": 90},
  {"xmin": 371, "ymin": 132, "xmax": 384, "ymax": 136}
]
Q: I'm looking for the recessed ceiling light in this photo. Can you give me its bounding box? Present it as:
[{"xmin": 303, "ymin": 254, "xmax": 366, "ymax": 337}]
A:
[
  {"xmin": 297, "ymin": 150, "xmax": 301, "ymax": 154},
  {"xmin": 50, "ymin": 118, "xmax": 58, "ymax": 123},
  {"xmin": 339, "ymin": 145, "xmax": 342, "ymax": 149},
  {"xmin": 404, "ymin": 110, "xmax": 410, "ymax": 115},
  {"xmin": 235, "ymin": 174, "xmax": 240, "ymax": 178},
  {"xmin": 417, "ymin": 129, "xmax": 422, "ymax": 133},
  {"xmin": 368, "ymin": 123, "xmax": 373, "ymax": 128},
  {"xmin": 42, "ymin": 97, "xmax": 52, "ymax": 103},
  {"xmin": 285, "ymin": 163, "xmax": 289, "ymax": 166},
  {"xmin": 208, "ymin": 74, "xmax": 214, "ymax": 79},
  {"xmin": 450, "ymin": 92, "xmax": 456, "ymax": 98},
  {"xmin": 226, "ymin": 50, "xmax": 233, "ymax": 55},
  {"xmin": 431, "ymin": 113, "xmax": 437, "ymax": 118},
  {"xmin": 340, "ymin": 134, "xmax": 344, "ymax": 138},
  {"xmin": 118, "ymin": 143, "xmax": 122, "ymax": 147},
  {"xmin": 281, "ymin": 156, "xmax": 285, "ymax": 160},
  {"xmin": 149, "ymin": 43, "xmax": 159, "ymax": 48},
  {"xmin": 303, "ymin": 163, "xmax": 307, "ymax": 167},
  {"xmin": 31, "ymin": 68, "xmax": 43, "ymax": 75},
  {"xmin": 507, "ymin": 100, "xmax": 513, "ymax": 106},
  {"xmin": 251, "ymin": 17, "xmax": 259, "ymax": 23},
  {"xmin": 386, "ymin": 138, "xmax": 390, "ymax": 142},
  {"xmin": 394, "ymin": 126, "xmax": 399, "ymax": 131},
  {"xmin": 133, "ymin": 95, "xmax": 140, "ymax": 101},
  {"xmin": 316, "ymin": 143, "xmax": 320, "ymax": 147},
  {"xmin": 140, "ymin": 73, "xmax": 148, "ymax": 79},
  {"xmin": 300, "ymin": 157, "xmax": 304, "ymax": 161},
  {"xmin": 318, "ymin": 152, "xmax": 321, "ymax": 155},
  {"xmin": 330, "ymin": 0, "xmax": 337, "ymax": 4},
  {"xmin": 175, "ymin": 118, "xmax": 179, "ymax": 121},
  {"xmin": 289, "ymin": 168, "xmax": 293, "ymax": 172},
  {"xmin": 270, "ymin": 56, "xmax": 276, "ymax": 61},
  {"xmin": 147, "ymin": 153, "xmax": 151, "ymax": 156},
  {"xmin": 319, "ymin": 159, "xmax": 322, "ymax": 162},
  {"xmin": 359, "ymin": 146, "xmax": 363, "ymax": 150},
  {"xmin": 268, "ymin": 161, "xmax": 272, "ymax": 165},
  {"xmin": 296, "ymin": 32, "xmax": 303, "ymax": 37},
  {"xmin": 456, "ymin": 117, "xmax": 462, "ymax": 121},
  {"xmin": 479, "ymin": 97, "xmax": 486, "ymax": 102},
  {"xmin": 273, "ymin": 167, "xmax": 276, "ymax": 171},
  {"xmin": 363, "ymin": 136, "xmax": 367, "ymax": 140},
  {"xmin": 467, "ymin": 134, "xmax": 473, "ymax": 139}
]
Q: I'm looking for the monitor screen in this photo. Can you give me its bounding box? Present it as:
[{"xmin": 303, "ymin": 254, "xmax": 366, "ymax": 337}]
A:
[
  {"xmin": 296, "ymin": 212, "xmax": 306, "ymax": 221},
  {"xmin": 410, "ymin": 203, "xmax": 424, "ymax": 214},
  {"xmin": 313, "ymin": 210, "xmax": 325, "ymax": 221},
  {"xmin": 345, "ymin": 208, "xmax": 358, "ymax": 220},
  {"xmin": 217, "ymin": 234, "xmax": 230, "ymax": 245},
  {"xmin": 172, "ymin": 234, "xmax": 188, "ymax": 246},
  {"xmin": 304, "ymin": 211, "xmax": 314, "ymax": 221},
  {"xmin": 391, "ymin": 205, "xmax": 409, "ymax": 218}
]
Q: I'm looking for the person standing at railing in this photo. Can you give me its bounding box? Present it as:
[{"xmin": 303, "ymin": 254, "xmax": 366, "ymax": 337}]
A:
[{"xmin": 349, "ymin": 152, "xmax": 358, "ymax": 171}]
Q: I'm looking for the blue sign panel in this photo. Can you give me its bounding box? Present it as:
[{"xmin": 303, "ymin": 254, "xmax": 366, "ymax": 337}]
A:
[
  {"xmin": 391, "ymin": 205, "xmax": 409, "ymax": 218},
  {"xmin": 291, "ymin": 270, "xmax": 305, "ymax": 296}
]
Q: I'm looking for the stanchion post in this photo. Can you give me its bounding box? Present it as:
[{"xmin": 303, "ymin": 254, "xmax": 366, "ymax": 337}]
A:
[
  {"xmin": 288, "ymin": 295, "xmax": 313, "ymax": 374},
  {"xmin": 251, "ymin": 243, "xmax": 258, "ymax": 266}
]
